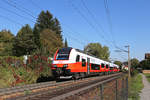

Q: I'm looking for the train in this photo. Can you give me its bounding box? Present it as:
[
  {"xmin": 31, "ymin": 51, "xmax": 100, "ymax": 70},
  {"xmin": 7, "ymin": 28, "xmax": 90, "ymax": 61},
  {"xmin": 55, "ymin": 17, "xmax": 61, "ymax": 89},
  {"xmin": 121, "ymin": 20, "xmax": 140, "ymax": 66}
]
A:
[{"xmin": 52, "ymin": 47, "xmax": 120, "ymax": 79}]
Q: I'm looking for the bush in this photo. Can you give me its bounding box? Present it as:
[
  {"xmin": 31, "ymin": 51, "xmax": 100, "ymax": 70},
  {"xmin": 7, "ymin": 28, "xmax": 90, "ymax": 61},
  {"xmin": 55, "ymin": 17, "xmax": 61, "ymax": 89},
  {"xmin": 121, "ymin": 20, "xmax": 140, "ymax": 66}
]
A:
[
  {"xmin": 131, "ymin": 69, "xmax": 139, "ymax": 77},
  {"xmin": 0, "ymin": 56, "xmax": 24, "ymax": 67},
  {"xmin": 26, "ymin": 48, "xmax": 53, "ymax": 77}
]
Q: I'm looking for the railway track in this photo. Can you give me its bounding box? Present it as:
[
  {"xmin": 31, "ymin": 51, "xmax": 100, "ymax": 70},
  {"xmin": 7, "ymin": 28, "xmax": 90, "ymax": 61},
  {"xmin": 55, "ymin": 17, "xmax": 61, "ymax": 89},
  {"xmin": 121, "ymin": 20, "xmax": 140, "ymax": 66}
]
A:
[{"xmin": 0, "ymin": 72, "xmax": 123, "ymax": 100}]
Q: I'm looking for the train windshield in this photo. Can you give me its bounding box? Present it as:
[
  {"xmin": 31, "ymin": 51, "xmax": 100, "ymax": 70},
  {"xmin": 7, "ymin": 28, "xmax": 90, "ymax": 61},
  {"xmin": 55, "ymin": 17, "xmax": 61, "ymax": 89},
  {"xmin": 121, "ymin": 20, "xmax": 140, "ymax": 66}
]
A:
[{"xmin": 56, "ymin": 47, "xmax": 72, "ymax": 60}]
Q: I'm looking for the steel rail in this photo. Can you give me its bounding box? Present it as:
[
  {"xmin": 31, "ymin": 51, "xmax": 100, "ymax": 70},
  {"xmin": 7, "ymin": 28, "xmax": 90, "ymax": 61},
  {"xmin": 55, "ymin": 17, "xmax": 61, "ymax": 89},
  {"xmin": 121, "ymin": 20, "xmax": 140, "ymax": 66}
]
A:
[{"xmin": 6, "ymin": 73, "xmax": 123, "ymax": 100}]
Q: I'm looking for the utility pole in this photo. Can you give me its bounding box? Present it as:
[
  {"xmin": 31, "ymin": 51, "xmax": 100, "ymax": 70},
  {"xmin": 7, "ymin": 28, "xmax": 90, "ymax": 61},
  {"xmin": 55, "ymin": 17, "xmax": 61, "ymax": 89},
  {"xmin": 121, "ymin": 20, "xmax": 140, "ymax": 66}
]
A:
[
  {"xmin": 115, "ymin": 45, "xmax": 131, "ymax": 78},
  {"xmin": 126, "ymin": 45, "xmax": 131, "ymax": 78}
]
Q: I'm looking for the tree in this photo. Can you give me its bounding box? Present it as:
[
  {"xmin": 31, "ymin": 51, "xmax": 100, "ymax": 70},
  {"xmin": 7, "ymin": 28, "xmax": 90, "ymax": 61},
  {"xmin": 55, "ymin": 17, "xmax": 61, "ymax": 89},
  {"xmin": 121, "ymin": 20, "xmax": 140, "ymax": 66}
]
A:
[
  {"xmin": 114, "ymin": 61, "xmax": 122, "ymax": 67},
  {"xmin": 0, "ymin": 30, "xmax": 14, "ymax": 56},
  {"xmin": 114, "ymin": 60, "xmax": 122, "ymax": 69},
  {"xmin": 84, "ymin": 43, "xmax": 110, "ymax": 61},
  {"xmin": 139, "ymin": 59, "xmax": 150, "ymax": 70},
  {"xmin": 33, "ymin": 26, "xmax": 41, "ymax": 48},
  {"xmin": 40, "ymin": 29, "xmax": 63, "ymax": 56},
  {"xmin": 33, "ymin": 10, "xmax": 63, "ymax": 49},
  {"xmin": 64, "ymin": 38, "xmax": 68, "ymax": 47},
  {"xmin": 131, "ymin": 58, "xmax": 139, "ymax": 69},
  {"xmin": 13, "ymin": 24, "xmax": 36, "ymax": 56}
]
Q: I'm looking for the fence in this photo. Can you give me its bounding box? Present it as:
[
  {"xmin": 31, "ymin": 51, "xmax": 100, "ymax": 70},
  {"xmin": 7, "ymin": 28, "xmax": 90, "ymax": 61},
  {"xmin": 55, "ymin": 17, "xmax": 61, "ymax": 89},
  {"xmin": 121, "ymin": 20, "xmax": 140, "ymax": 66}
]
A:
[{"xmin": 52, "ymin": 75, "xmax": 128, "ymax": 100}]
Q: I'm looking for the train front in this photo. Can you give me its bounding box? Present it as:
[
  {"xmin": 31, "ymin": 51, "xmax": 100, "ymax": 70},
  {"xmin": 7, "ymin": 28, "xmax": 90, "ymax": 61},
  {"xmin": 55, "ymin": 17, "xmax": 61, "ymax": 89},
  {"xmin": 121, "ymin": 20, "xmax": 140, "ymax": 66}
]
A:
[{"xmin": 52, "ymin": 47, "xmax": 74, "ymax": 79}]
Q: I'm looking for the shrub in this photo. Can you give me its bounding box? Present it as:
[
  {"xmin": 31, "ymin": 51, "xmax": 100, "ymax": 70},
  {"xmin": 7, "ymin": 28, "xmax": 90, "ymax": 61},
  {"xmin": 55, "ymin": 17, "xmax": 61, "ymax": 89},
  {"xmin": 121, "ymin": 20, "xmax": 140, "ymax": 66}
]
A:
[{"xmin": 131, "ymin": 69, "xmax": 139, "ymax": 77}]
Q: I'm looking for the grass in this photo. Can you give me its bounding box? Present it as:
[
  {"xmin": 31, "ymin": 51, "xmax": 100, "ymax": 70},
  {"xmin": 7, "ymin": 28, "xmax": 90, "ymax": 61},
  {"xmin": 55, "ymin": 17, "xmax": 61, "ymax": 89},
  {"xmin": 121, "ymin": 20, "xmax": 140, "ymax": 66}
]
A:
[
  {"xmin": 0, "ymin": 66, "xmax": 38, "ymax": 88},
  {"xmin": 144, "ymin": 73, "xmax": 150, "ymax": 83},
  {"xmin": 128, "ymin": 74, "xmax": 144, "ymax": 100}
]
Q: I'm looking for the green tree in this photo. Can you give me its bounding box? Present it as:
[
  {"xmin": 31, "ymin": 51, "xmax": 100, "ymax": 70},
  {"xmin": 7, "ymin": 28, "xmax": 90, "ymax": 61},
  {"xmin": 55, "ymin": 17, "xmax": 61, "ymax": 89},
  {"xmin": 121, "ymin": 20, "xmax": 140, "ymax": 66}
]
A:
[
  {"xmin": 33, "ymin": 26, "xmax": 41, "ymax": 48},
  {"xmin": 0, "ymin": 30, "xmax": 14, "ymax": 56},
  {"xmin": 139, "ymin": 59, "xmax": 150, "ymax": 70},
  {"xmin": 13, "ymin": 24, "xmax": 36, "ymax": 56},
  {"xmin": 84, "ymin": 43, "xmax": 110, "ymax": 61},
  {"xmin": 33, "ymin": 10, "xmax": 63, "ymax": 49},
  {"xmin": 40, "ymin": 29, "xmax": 63, "ymax": 56},
  {"xmin": 64, "ymin": 38, "xmax": 68, "ymax": 47},
  {"xmin": 131, "ymin": 58, "xmax": 139, "ymax": 69},
  {"xmin": 114, "ymin": 61, "xmax": 122, "ymax": 66}
]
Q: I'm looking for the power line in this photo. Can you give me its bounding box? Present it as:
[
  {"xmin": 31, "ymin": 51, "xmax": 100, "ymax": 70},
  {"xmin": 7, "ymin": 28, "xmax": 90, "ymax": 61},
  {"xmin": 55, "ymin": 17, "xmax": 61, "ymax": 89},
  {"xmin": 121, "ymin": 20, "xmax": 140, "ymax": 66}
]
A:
[
  {"xmin": 104, "ymin": 0, "xmax": 116, "ymax": 45},
  {"xmin": 22, "ymin": 0, "xmax": 87, "ymax": 47},
  {"xmin": 104, "ymin": 0, "xmax": 127, "ymax": 53},
  {"xmin": 0, "ymin": 14, "xmax": 23, "ymax": 26},
  {"xmin": 2, "ymin": 0, "xmax": 36, "ymax": 19},
  {"xmin": 69, "ymin": 1, "xmax": 114, "ymax": 48},
  {"xmin": 63, "ymin": 31, "xmax": 86, "ymax": 45},
  {"xmin": 62, "ymin": 24, "xmax": 91, "ymax": 43},
  {"xmin": 80, "ymin": 0, "xmax": 113, "ymax": 44},
  {"xmin": 10, "ymin": 0, "xmax": 36, "ymax": 18},
  {"xmin": 0, "ymin": 6, "xmax": 35, "ymax": 23},
  {"xmin": 27, "ymin": 0, "xmax": 90, "ymax": 47},
  {"xmin": 30, "ymin": 0, "xmax": 43, "ymax": 10}
]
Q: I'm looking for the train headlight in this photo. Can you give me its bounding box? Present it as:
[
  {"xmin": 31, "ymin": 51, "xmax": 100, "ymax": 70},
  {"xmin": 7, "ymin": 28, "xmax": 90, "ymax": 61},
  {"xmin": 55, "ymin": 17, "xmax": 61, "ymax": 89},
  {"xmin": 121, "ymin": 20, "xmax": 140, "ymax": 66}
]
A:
[
  {"xmin": 53, "ymin": 65, "xmax": 57, "ymax": 67},
  {"xmin": 63, "ymin": 64, "xmax": 68, "ymax": 68}
]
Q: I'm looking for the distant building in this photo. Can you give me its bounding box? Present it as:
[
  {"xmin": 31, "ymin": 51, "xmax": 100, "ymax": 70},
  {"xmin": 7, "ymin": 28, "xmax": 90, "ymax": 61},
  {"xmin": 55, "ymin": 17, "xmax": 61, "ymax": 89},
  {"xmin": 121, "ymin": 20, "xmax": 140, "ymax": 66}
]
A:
[{"xmin": 145, "ymin": 53, "xmax": 150, "ymax": 59}]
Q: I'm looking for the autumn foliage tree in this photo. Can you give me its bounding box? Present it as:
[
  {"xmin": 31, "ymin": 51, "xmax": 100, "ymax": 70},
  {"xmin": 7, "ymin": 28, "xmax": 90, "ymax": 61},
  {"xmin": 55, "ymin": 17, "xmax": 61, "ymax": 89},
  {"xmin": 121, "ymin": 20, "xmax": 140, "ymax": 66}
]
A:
[{"xmin": 40, "ymin": 29, "xmax": 63, "ymax": 56}]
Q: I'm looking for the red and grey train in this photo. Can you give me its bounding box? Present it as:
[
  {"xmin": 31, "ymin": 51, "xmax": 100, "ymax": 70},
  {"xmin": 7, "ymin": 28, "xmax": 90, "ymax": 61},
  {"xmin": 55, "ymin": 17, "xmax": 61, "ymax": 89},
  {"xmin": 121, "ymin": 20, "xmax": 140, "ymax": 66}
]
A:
[{"xmin": 52, "ymin": 47, "xmax": 120, "ymax": 79}]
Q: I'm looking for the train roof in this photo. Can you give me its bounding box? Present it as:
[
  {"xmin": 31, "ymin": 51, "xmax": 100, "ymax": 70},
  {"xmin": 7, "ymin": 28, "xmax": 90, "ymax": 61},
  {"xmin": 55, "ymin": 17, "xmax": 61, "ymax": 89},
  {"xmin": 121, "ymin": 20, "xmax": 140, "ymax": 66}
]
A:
[
  {"xmin": 74, "ymin": 48, "xmax": 110, "ymax": 64},
  {"xmin": 58, "ymin": 47, "xmax": 117, "ymax": 66}
]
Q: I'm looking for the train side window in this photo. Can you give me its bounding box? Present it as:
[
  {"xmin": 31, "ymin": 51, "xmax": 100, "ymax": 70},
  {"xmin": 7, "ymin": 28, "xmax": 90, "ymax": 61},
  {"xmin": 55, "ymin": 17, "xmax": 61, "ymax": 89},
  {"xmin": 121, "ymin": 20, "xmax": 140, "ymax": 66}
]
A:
[
  {"xmin": 82, "ymin": 59, "xmax": 86, "ymax": 67},
  {"xmin": 101, "ymin": 63, "xmax": 105, "ymax": 68},
  {"xmin": 76, "ymin": 55, "xmax": 80, "ymax": 62},
  {"xmin": 91, "ymin": 64, "xmax": 100, "ymax": 70},
  {"xmin": 106, "ymin": 64, "xmax": 109, "ymax": 68}
]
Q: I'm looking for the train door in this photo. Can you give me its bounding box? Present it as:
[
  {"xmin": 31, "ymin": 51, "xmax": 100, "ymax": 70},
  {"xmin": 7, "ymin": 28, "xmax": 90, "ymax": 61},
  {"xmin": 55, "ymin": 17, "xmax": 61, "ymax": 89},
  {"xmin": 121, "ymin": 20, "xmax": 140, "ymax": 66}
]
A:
[{"xmin": 87, "ymin": 58, "xmax": 90, "ymax": 74}]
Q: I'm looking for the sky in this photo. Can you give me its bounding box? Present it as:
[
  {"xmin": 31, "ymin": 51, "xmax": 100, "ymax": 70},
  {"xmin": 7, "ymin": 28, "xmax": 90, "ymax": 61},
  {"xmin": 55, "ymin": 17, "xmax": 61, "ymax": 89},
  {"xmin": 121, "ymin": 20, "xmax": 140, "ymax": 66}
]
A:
[{"xmin": 0, "ymin": 0, "xmax": 150, "ymax": 62}]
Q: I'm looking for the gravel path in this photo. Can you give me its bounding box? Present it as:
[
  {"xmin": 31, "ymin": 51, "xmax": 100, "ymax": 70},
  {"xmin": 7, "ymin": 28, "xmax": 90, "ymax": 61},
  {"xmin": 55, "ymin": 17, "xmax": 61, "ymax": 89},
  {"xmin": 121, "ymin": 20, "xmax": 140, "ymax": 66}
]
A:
[{"xmin": 140, "ymin": 74, "xmax": 150, "ymax": 100}]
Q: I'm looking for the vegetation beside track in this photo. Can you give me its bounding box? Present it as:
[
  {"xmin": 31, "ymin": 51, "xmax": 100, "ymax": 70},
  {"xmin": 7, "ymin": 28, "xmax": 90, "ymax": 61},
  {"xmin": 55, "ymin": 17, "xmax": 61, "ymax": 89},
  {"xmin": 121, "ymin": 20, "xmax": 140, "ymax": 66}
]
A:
[
  {"xmin": 0, "ymin": 65, "xmax": 38, "ymax": 88},
  {"xmin": 128, "ymin": 73, "xmax": 144, "ymax": 100},
  {"xmin": 0, "ymin": 56, "xmax": 53, "ymax": 88},
  {"xmin": 144, "ymin": 73, "xmax": 150, "ymax": 82}
]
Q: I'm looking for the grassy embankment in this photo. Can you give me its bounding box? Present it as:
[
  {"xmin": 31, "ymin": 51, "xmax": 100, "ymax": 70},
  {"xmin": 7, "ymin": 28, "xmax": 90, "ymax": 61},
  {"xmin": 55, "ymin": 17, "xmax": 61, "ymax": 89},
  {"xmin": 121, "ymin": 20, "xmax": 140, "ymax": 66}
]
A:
[
  {"xmin": 128, "ymin": 74, "xmax": 144, "ymax": 100},
  {"xmin": 144, "ymin": 73, "xmax": 150, "ymax": 82},
  {"xmin": 0, "ymin": 65, "xmax": 38, "ymax": 88},
  {"xmin": 0, "ymin": 56, "xmax": 52, "ymax": 88}
]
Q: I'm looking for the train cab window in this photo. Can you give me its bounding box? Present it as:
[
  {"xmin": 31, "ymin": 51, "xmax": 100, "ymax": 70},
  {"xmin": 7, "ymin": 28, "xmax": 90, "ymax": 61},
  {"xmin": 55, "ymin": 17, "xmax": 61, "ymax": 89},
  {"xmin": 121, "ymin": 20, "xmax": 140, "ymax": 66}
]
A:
[
  {"xmin": 82, "ymin": 59, "xmax": 86, "ymax": 67},
  {"xmin": 56, "ymin": 47, "xmax": 72, "ymax": 60},
  {"xmin": 76, "ymin": 55, "xmax": 80, "ymax": 62},
  {"xmin": 106, "ymin": 64, "xmax": 109, "ymax": 68},
  {"xmin": 101, "ymin": 63, "xmax": 105, "ymax": 68}
]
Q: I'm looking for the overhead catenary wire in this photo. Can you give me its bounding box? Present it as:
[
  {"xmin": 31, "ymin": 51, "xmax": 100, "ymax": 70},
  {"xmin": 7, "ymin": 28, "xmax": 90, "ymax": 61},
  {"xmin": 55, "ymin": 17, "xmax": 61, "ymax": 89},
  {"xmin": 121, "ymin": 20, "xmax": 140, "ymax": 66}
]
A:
[
  {"xmin": 68, "ymin": 0, "xmax": 114, "ymax": 48},
  {"xmin": 104, "ymin": 0, "xmax": 116, "ymax": 46},
  {"xmin": 104, "ymin": 0, "xmax": 128, "ymax": 55},
  {"xmin": 62, "ymin": 24, "xmax": 92, "ymax": 44},
  {"xmin": 27, "ymin": 0, "xmax": 90, "ymax": 47},
  {"xmin": 80, "ymin": 0, "xmax": 114, "ymax": 45},
  {"xmin": 63, "ymin": 31, "xmax": 86, "ymax": 46}
]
